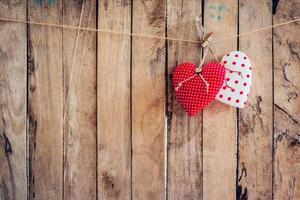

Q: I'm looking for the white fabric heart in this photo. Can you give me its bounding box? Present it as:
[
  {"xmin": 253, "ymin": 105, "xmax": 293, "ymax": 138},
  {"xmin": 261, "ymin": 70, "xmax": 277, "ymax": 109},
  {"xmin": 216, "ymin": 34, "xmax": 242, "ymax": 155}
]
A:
[{"xmin": 216, "ymin": 51, "xmax": 252, "ymax": 108}]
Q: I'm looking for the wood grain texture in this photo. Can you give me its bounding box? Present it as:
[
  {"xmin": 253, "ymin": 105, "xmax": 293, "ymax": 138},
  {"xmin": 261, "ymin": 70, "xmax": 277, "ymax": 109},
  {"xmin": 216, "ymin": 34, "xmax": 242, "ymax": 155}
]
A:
[
  {"xmin": 63, "ymin": 0, "xmax": 97, "ymax": 199},
  {"xmin": 28, "ymin": 0, "xmax": 63, "ymax": 199},
  {"xmin": 132, "ymin": 0, "xmax": 166, "ymax": 199},
  {"xmin": 237, "ymin": 1, "xmax": 273, "ymax": 199},
  {"xmin": 166, "ymin": 0, "xmax": 203, "ymax": 199},
  {"xmin": 273, "ymin": 0, "xmax": 300, "ymax": 199},
  {"xmin": 0, "ymin": 1, "xmax": 27, "ymax": 199},
  {"xmin": 202, "ymin": 0, "xmax": 238, "ymax": 199},
  {"xmin": 98, "ymin": 0, "xmax": 131, "ymax": 199},
  {"xmin": 1, "ymin": 1, "xmax": 300, "ymax": 199}
]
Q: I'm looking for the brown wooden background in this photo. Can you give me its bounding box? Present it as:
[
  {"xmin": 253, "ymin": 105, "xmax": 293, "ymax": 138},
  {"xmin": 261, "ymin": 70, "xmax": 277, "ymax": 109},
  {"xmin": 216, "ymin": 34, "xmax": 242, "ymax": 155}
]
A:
[{"xmin": 0, "ymin": 0, "xmax": 299, "ymax": 199}]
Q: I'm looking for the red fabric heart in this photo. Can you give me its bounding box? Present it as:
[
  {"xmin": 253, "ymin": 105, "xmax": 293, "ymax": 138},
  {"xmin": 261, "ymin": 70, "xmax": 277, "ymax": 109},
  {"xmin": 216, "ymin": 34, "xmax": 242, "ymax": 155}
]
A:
[{"xmin": 173, "ymin": 62, "xmax": 225, "ymax": 116}]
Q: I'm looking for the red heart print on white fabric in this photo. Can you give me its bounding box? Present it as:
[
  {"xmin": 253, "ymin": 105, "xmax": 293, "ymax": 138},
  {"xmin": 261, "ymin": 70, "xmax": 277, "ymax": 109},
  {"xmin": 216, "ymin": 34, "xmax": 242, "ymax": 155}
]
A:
[{"xmin": 216, "ymin": 51, "xmax": 252, "ymax": 108}]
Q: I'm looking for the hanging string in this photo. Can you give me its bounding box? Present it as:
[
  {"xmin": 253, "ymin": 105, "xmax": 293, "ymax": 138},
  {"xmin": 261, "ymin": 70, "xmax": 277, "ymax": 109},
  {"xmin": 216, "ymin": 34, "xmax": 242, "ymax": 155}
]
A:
[
  {"xmin": 0, "ymin": 17, "xmax": 299, "ymax": 45},
  {"xmin": 175, "ymin": 18, "xmax": 218, "ymax": 93},
  {"xmin": 175, "ymin": 74, "xmax": 197, "ymax": 91}
]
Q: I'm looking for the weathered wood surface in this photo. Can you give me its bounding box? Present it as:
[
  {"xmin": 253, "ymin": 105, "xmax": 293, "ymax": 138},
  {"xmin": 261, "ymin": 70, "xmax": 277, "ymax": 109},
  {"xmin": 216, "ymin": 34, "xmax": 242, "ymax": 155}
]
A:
[
  {"xmin": 63, "ymin": 0, "xmax": 97, "ymax": 199},
  {"xmin": 0, "ymin": 1, "xmax": 27, "ymax": 199},
  {"xmin": 0, "ymin": 0, "xmax": 299, "ymax": 199},
  {"xmin": 167, "ymin": 0, "xmax": 203, "ymax": 199},
  {"xmin": 238, "ymin": 0, "xmax": 273, "ymax": 199},
  {"xmin": 98, "ymin": 0, "xmax": 131, "ymax": 199},
  {"xmin": 132, "ymin": 0, "xmax": 166, "ymax": 199},
  {"xmin": 202, "ymin": 0, "xmax": 238, "ymax": 199},
  {"xmin": 28, "ymin": 0, "xmax": 63, "ymax": 199},
  {"xmin": 273, "ymin": 0, "xmax": 300, "ymax": 199}
]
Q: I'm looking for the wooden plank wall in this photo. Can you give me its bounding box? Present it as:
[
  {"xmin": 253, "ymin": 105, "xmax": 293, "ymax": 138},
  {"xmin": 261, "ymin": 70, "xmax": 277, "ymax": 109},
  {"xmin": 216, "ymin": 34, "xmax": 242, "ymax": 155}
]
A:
[
  {"xmin": 132, "ymin": 0, "xmax": 166, "ymax": 199},
  {"xmin": 0, "ymin": 0, "xmax": 299, "ymax": 199},
  {"xmin": 0, "ymin": 1, "xmax": 27, "ymax": 200},
  {"xmin": 167, "ymin": 0, "xmax": 202, "ymax": 199},
  {"xmin": 63, "ymin": 0, "xmax": 97, "ymax": 199},
  {"xmin": 202, "ymin": 1, "xmax": 238, "ymax": 199},
  {"xmin": 273, "ymin": 0, "xmax": 300, "ymax": 199},
  {"xmin": 238, "ymin": 0, "xmax": 273, "ymax": 199},
  {"xmin": 98, "ymin": 0, "xmax": 131, "ymax": 199},
  {"xmin": 28, "ymin": 0, "xmax": 63, "ymax": 199}
]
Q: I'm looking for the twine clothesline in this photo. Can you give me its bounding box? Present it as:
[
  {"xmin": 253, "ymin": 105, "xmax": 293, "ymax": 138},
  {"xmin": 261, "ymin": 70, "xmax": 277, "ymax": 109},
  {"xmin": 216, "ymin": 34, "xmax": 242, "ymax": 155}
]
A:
[{"xmin": 0, "ymin": 17, "xmax": 299, "ymax": 45}]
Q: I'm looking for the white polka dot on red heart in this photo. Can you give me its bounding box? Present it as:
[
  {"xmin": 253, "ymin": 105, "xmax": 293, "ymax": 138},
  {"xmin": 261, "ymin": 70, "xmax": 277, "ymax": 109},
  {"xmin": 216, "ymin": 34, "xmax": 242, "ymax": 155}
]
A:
[{"xmin": 173, "ymin": 62, "xmax": 225, "ymax": 116}]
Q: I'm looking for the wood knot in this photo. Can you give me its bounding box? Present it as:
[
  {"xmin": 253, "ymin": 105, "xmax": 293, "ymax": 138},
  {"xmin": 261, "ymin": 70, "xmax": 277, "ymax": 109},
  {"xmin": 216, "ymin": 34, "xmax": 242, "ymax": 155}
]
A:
[
  {"xmin": 0, "ymin": 133, "xmax": 12, "ymax": 157},
  {"xmin": 102, "ymin": 172, "xmax": 120, "ymax": 198}
]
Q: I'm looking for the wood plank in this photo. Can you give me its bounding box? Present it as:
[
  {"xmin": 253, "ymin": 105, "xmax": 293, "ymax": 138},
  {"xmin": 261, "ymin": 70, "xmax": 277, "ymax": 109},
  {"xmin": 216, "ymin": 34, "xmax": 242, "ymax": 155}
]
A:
[
  {"xmin": 28, "ymin": 1, "xmax": 63, "ymax": 199},
  {"xmin": 63, "ymin": 0, "xmax": 97, "ymax": 199},
  {"xmin": 202, "ymin": 0, "xmax": 238, "ymax": 199},
  {"xmin": 132, "ymin": 0, "xmax": 166, "ymax": 199},
  {"xmin": 273, "ymin": 0, "xmax": 300, "ymax": 199},
  {"xmin": 237, "ymin": 1, "xmax": 273, "ymax": 199},
  {"xmin": 0, "ymin": 1, "xmax": 27, "ymax": 199},
  {"xmin": 166, "ymin": 0, "xmax": 203, "ymax": 199},
  {"xmin": 97, "ymin": 0, "xmax": 131, "ymax": 199}
]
